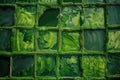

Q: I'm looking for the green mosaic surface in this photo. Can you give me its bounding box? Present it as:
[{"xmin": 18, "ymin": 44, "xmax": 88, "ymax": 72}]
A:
[{"xmin": 0, "ymin": 0, "xmax": 120, "ymax": 80}]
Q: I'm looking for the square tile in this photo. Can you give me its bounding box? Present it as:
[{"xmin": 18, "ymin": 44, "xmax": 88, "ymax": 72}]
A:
[
  {"xmin": 62, "ymin": 32, "xmax": 80, "ymax": 51},
  {"xmin": 107, "ymin": 54, "xmax": 120, "ymax": 75},
  {"xmin": 108, "ymin": 30, "xmax": 120, "ymax": 51},
  {"xmin": 16, "ymin": 29, "xmax": 34, "ymax": 51},
  {"xmin": 38, "ymin": 8, "xmax": 59, "ymax": 27},
  {"xmin": 61, "ymin": 6, "xmax": 81, "ymax": 29},
  {"xmin": 0, "ymin": 0, "xmax": 15, "ymax": 3},
  {"xmin": 38, "ymin": 31, "xmax": 58, "ymax": 50},
  {"xmin": 60, "ymin": 56, "xmax": 81, "ymax": 76},
  {"xmin": 0, "ymin": 6, "xmax": 14, "ymax": 26},
  {"xmin": 0, "ymin": 29, "xmax": 12, "ymax": 51},
  {"xmin": 107, "ymin": 0, "xmax": 120, "ymax": 3},
  {"xmin": 63, "ymin": 0, "xmax": 81, "ymax": 3},
  {"xmin": 82, "ymin": 55, "xmax": 105, "ymax": 77},
  {"xmin": 17, "ymin": 0, "xmax": 36, "ymax": 3},
  {"xmin": 37, "ymin": 55, "xmax": 56, "ymax": 76},
  {"xmin": 38, "ymin": 0, "xmax": 58, "ymax": 4},
  {"xmin": 16, "ymin": 6, "xmax": 36, "ymax": 27},
  {"xmin": 82, "ymin": 8, "xmax": 104, "ymax": 29},
  {"xmin": 84, "ymin": 0, "xmax": 103, "ymax": 3},
  {"xmin": 84, "ymin": 30, "xmax": 105, "ymax": 51},
  {"xmin": 12, "ymin": 55, "xmax": 34, "ymax": 76},
  {"xmin": 0, "ymin": 56, "xmax": 10, "ymax": 77},
  {"xmin": 108, "ymin": 6, "xmax": 120, "ymax": 26}
]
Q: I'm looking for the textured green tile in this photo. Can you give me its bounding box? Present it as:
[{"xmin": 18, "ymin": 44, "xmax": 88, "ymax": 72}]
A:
[
  {"xmin": 38, "ymin": 31, "xmax": 58, "ymax": 50},
  {"xmin": 37, "ymin": 55, "xmax": 56, "ymax": 76},
  {"xmin": 60, "ymin": 56, "xmax": 81, "ymax": 76},
  {"xmin": 38, "ymin": 0, "xmax": 58, "ymax": 4},
  {"xmin": 16, "ymin": 6, "xmax": 37, "ymax": 27},
  {"xmin": 16, "ymin": 29, "xmax": 34, "ymax": 51},
  {"xmin": 61, "ymin": 6, "xmax": 81, "ymax": 29},
  {"xmin": 62, "ymin": 32, "xmax": 80, "ymax": 51},
  {"xmin": 82, "ymin": 55, "xmax": 105, "ymax": 77},
  {"xmin": 108, "ymin": 30, "xmax": 120, "ymax": 51},
  {"xmin": 82, "ymin": 8, "xmax": 104, "ymax": 29}
]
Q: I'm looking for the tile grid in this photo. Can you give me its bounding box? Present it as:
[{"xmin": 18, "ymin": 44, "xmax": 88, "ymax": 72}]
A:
[{"xmin": 0, "ymin": 0, "xmax": 120, "ymax": 80}]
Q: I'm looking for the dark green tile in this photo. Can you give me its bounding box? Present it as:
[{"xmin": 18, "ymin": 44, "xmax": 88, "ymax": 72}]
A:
[
  {"xmin": 17, "ymin": 0, "xmax": 36, "ymax": 3},
  {"xmin": 12, "ymin": 55, "xmax": 34, "ymax": 76},
  {"xmin": 107, "ymin": 0, "xmax": 120, "ymax": 3},
  {"xmin": 0, "ymin": 56, "xmax": 10, "ymax": 77},
  {"xmin": 0, "ymin": 29, "xmax": 12, "ymax": 51},
  {"xmin": 108, "ymin": 6, "xmax": 120, "ymax": 26},
  {"xmin": 38, "ymin": 8, "xmax": 59, "ymax": 27},
  {"xmin": 0, "ymin": 0, "xmax": 15, "ymax": 3},
  {"xmin": 84, "ymin": 0, "xmax": 103, "ymax": 3},
  {"xmin": 84, "ymin": 30, "xmax": 105, "ymax": 51},
  {"xmin": 0, "ymin": 6, "xmax": 14, "ymax": 26},
  {"xmin": 63, "ymin": 0, "xmax": 81, "ymax": 3},
  {"xmin": 107, "ymin": 54, "xmax": 120, "ymax": 75}
]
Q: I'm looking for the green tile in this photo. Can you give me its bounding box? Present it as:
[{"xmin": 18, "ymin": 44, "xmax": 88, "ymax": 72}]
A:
[
  {"xmin": 17, "ymin": 0, "xmax": 36, "ymax": 3},
  {"xmin": 16, "ymin": 29, "xmax": 34, "ymax": 51},
  {"xmin": 63, "ymin": 0, "xmax": 81, "ymax": 3},
  {"xmin": 84, "ymin": 30, "xmax": 105, "ymax": 51},
  {"xmin": 82, "ymin": 55, "xmax": 105, "ymax": 77},
  {"xmin": 61, "ymin": 6, "xmax": 81, "ymax": 29},
  {"xmin": 0, "ymin": 6, "xmax": 14, "ymax": 26},
  {"xmin": 107, "ymin": 0, "xmax": 120, "ymax": 3},
  {"xmin": 0, "ymin": 56, "xmax": 10, "ymax": 77},
  {"xmin": 16, "ymin": 6, "xmax": 37, "ymax": 27},
  {"xmin": 0, "ymin": 0, "xmax": 15, "ymax": 3},
  {"xmin": 62, "ymin": 32, "xmax": 80, "ymax": 51},
  {"xmin": 38, "ymin": 0, "xmax": 58, "ymax": 4},
  {"xmin": 12, "ymin": 55, "xmax": 34, "ymax": 76},
  {"xmin": 0, "ymin": 29, "xmax": 12, "ymax": 51},
  {"xmin": 38, "ymin": 31, "xmax": 58, "ymax": 50},
  {"xmin": 60, "ymin": 56, "xmax": 81, "ymax": 76},
  {"xmin": 38, "ymin": 8, "xmax": 59, "ymax": 27},
  {"xmin": 84, "ymin": 0, "xmax": 103, "ymax": 3},
  {"xmin": 107, "ymin": 54, "xmax": 120, "ymax": 75},
  {"xmin": 108, "ymin": 6, "xmax": 120, "ymax": 26},
  {"xmin": 37, "ymin": 55, "xmax": 56, "ymax": 76},
  {"xmin": 82, "ymin": 8, "xmax": 104, "ymax": 29},
  {"xmin": 108, "ymin": 30, "xmax": 120, "ymax": 51}
]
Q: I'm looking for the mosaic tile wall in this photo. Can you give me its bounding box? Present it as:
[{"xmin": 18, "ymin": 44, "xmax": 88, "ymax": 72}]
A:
[{"xmin": 0, "ymin": 0, "xmax": 120, "ymax": 80}]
